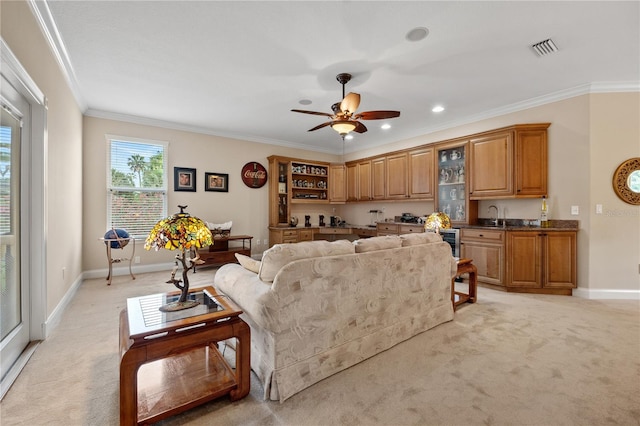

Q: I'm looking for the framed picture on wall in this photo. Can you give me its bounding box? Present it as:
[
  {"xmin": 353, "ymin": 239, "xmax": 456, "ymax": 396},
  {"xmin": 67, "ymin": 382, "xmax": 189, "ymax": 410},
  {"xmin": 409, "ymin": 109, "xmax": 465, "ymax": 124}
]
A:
[
  {"xmin": 174, "ymin": 167, "xmax": 196, "ymax": 192},
  {"xmin": 205, "ymin": 172, "xmax": 229, "ymax": 192}
]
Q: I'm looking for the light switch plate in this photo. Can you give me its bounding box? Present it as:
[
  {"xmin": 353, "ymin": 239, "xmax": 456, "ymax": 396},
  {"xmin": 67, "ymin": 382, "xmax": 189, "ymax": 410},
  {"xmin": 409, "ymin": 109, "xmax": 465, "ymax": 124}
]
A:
[
  {"xmin": 596, "ymin": 204, "xmax": 603, "ymax": 214},
  {"xmin": 571, "ymin": 205, "xmax": 579, "ymax": 215}
]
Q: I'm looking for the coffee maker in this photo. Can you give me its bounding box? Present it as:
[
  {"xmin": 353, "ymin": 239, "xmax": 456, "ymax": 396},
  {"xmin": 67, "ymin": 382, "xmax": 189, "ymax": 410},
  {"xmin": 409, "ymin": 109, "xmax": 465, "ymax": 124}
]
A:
[
  {"xmin": 304, "ymin": 215, "xmax": 311, "ymax": 227},
  {"xmin": 319, "ymin": 215, "xmax": 325, "ymax": 227},
  {"xmin": 330, "ymin": 216, "xmax": 337, "ymax": 227}
]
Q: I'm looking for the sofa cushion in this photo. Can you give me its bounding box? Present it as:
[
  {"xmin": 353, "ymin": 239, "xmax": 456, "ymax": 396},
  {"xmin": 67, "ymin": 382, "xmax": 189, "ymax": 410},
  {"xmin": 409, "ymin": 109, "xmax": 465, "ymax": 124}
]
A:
[
  {"xmin": 399, "ymin": 232, "xmax": 443, "ymax": 246},
  {"xmin": 235, "ymin": 253, "xmax": 261, "ymax": 274},
  {"xmin": 353, "ymin": 235, "xmax": 402, "ymax": 253},
  {"xmin": 258, "ymin": 239, "xmax": 355, "ymax": 282}
]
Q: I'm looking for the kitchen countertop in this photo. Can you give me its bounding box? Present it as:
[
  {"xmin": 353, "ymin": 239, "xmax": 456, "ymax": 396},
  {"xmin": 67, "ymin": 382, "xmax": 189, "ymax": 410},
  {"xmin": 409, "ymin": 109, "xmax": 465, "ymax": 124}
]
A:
[{"xmin": 269, "ymin": 220, "xmax": 578, "ymax": 232}]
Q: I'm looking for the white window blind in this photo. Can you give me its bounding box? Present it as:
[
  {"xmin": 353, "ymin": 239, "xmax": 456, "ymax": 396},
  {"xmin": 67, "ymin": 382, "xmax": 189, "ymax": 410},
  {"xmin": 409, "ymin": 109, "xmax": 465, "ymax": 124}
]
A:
[{"xmin": 107, "ymin": 137, "xmax": 167, "ymax": 238}]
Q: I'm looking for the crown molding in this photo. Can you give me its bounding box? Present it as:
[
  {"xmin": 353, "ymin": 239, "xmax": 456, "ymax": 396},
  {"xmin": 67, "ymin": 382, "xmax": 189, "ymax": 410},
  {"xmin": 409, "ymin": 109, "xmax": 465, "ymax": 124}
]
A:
[
  {"xmin": 84, "ymin": 109, "xmax": 339, "ymax": 155},
  {"xmin": 27, "ymin": 0, "xmax": 87, "ymax": 111}
]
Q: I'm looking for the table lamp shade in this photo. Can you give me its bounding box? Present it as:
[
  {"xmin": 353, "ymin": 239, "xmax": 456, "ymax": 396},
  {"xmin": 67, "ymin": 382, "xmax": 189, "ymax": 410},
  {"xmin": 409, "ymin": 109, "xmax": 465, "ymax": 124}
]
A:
[
  {"xmin": 144, "ymin": 206, "xmax": 213, "ymax": 311},
  {"xmin": 145, "ymin": 210, "xmax": 213, "ymax": 252},
  {"xmin": 424, "ymin": 212, "xmax": 452, "ymax": 232}
]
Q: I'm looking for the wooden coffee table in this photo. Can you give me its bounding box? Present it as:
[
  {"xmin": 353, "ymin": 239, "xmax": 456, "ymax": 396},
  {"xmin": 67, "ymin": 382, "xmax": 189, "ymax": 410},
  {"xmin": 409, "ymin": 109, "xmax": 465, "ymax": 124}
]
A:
[{"xmin": 119, "ymin": 286, "xmax": 250, "ymax": 425}]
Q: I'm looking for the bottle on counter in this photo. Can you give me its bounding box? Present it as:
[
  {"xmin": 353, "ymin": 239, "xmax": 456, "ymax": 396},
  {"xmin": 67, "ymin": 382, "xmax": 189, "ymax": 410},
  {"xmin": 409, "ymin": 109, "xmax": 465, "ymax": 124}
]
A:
[{"xmin": 540, "ymin": 196, "xmax": 549, "ymax": 227}]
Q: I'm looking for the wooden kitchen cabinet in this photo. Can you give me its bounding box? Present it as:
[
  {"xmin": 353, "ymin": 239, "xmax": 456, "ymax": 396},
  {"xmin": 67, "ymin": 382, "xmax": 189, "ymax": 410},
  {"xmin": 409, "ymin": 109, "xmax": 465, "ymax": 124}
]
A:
[
  {"xmin": 460, "ymin": 228, "xmax": 505, "ymax": 286},
  {"xmin": 346, "ymin": 162, "xmax": 358, "ymax": 202},
  {"xmin": 386, "ymin": 152, "xmax": 409, "ymax": 199},
  {"xmin": 434, "ymin": 140, "xmax": 478, "ymax": 225},
  {"xmin": 506, "ymin": 230, "xmax": 576, "ymax": 294},
  {"xmin": 469, "ymin": 123, "xmax": 549, "ymax": 199},
  {"xmin": 268, "ymin": 156, "xmax": 330, "ymax": 227},
  {"xmin": 358, "ymin": 159, "xmax": 372, "ymax": 201},
  {"xmin": 408, "ymin": 147, "xmax": 434, "ymax": 199},
  {"xmin": 329, "ymin": 164, "xmax": 346, "ymax": 203},
  {"xmin": 371, "ymin": 157, "xmax": 386, "ymax": 200}
]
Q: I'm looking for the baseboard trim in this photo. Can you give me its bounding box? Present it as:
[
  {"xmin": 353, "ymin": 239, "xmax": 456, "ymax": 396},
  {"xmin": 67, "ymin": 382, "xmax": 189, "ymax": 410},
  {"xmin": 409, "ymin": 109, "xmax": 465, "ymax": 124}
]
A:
[
  {"xmin": 43, "ymin": 274, "xmax": 83, "ymax": 338},
  {"xmin": 573, "ymin": 287, "xmax": 640, "ymax": 300},
  {"xmin": 81, "ymin": 262, "xmax": 176, "ymax": 280}
]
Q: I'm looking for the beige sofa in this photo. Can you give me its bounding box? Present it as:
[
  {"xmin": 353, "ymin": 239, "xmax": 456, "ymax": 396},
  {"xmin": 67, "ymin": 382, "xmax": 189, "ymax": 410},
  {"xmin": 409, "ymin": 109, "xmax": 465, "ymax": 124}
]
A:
[{"xmin": 213, "ymin": 233, "xmax": 457, "ymax": 402}]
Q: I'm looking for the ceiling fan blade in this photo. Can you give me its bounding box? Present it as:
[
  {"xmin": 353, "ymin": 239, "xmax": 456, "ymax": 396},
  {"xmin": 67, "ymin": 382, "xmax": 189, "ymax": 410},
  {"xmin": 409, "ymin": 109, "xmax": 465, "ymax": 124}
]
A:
[
  {"xmin": 355, "ymin": 110, "xmax": 401, "ymax": 120},
  {"xmin": 340, "ymin": 92, "xmax": 361, "ymax": 114},
  {"xmin": 291, "ymin": 109, "xmax": 333, "ymax": 117},
  {"xmin": 353, "ymin": 121, "xmax": 368, "ymax": 133},
  {"xmin": 308, "ymin": 121, "xmax": 332, "ymax": 132}
]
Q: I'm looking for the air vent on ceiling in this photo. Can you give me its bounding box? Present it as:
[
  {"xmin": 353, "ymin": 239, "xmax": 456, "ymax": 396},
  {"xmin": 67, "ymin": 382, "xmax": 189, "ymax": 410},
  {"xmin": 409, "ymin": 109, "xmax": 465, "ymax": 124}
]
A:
[{"xmin": 531, "ymin": 38, "xmax": 558, "ymax": 57}]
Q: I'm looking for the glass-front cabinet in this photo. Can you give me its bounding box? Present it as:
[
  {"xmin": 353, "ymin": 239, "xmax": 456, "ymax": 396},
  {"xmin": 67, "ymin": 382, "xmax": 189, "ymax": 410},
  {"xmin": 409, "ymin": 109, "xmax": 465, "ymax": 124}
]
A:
[{"xmin": 435, "ymin": 141, "xmax": 477, "ymax": 225}]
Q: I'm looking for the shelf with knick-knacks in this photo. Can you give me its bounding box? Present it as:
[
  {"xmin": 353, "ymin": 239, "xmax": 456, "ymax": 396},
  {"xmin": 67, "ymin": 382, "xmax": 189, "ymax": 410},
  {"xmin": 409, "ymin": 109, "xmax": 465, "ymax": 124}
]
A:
[
  {"xmin": 291, "ymin": 162, "xmax": 328, "ymax": 201},
  {"xmin": 268, "ymin": 156, "xmax": 332, "ymax": 227},
  {"xmin": 435, "ymin": 141, "xmax": 477, "ymax": 225}
]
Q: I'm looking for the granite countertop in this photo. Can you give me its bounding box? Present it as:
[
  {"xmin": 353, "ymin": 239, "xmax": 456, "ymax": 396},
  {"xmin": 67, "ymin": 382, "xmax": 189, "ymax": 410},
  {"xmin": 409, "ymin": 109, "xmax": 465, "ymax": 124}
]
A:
[{"xmin": 459, "ymin": 219, "xmax": 579, "ymax": 231}]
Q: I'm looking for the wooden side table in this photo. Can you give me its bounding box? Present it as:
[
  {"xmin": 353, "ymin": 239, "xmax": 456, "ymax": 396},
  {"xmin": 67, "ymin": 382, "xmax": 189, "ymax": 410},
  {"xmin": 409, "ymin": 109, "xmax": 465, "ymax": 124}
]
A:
[
  {"xmin": 452, "ymin": 258, "xmax": 477, "ymax": 310},
  {"xmin": 194, "ymin": 235, "xmax": 253, "ymax": 271},
  {"xmin": 119, "ymin": 286, "xmax": 250, "ymax": 425}
]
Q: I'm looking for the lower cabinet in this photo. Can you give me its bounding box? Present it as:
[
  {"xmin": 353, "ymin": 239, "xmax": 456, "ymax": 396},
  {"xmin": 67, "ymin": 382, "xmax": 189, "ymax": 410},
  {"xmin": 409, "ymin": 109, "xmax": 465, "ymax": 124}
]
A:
[
  {"xmin": 269, "ymin": 228, "xmax": 316, "ymax": 246},
  {"xmin": 460, "ymin": 228, "xmax": 505, "ymax": 286},
  {"xmin": 506, "ymin": 230, "xmax": 577, "ymax": 293}
]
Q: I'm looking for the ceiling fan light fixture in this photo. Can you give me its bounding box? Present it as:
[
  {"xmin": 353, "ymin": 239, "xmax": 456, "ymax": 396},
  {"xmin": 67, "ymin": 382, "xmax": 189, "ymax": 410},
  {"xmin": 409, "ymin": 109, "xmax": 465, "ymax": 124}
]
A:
[{"xmin": 331, "ymin": 120, "xmax": 357, "ymax": 136}]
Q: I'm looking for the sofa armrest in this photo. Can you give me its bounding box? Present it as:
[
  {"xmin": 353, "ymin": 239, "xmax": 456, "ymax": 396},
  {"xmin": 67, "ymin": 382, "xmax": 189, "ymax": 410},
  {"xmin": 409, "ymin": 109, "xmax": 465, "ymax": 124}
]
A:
[{"xmin": 213, "ymin": 263, "xmax": 278, "ymax": 331}]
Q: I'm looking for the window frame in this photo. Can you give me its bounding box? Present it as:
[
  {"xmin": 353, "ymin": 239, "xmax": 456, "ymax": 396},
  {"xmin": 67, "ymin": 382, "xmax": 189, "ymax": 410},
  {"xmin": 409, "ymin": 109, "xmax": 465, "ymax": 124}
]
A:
[{"xmin": 106, "ymin": 135, "xmax": 168, "ymax": 239}]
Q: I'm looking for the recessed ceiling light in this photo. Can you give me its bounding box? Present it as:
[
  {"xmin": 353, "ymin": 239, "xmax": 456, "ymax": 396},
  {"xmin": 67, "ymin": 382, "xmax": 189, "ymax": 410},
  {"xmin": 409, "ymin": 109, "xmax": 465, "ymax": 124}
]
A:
[
  {"xmin": 381, "ymin": 123, "xmax": 391, "ymax": 130},
  {"xmin": 432, "ymin": 105, "xmax": 445, "ymax": 113},
  {"xmin": 406, "ymin": 27, "xmax": 429, "ymax": 42},
  {"xmin": 299, "ymin": 99, "xmax": 312, "ymax": 105}
]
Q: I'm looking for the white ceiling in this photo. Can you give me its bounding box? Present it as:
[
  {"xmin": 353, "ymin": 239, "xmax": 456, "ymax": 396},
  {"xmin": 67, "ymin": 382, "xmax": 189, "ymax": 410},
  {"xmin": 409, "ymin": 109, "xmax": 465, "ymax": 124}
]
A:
[{"xmin": 40, "ymin": 1, "xmax": 639, "ymax": 154}]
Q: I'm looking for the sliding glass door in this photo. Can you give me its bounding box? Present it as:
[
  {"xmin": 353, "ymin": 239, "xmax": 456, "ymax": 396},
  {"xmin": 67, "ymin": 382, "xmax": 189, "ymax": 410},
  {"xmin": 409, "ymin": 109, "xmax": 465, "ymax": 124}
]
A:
[{"xmin": 0, "ymin": 76, "xmax": 29, "ymax": 389}]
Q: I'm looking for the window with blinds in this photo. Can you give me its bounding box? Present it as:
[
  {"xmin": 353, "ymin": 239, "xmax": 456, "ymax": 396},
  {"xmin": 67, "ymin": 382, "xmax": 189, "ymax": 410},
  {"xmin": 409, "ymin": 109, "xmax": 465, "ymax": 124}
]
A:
[{"xmin": 107, "ymin": 137, "xmax": 167, "ymax": 238}]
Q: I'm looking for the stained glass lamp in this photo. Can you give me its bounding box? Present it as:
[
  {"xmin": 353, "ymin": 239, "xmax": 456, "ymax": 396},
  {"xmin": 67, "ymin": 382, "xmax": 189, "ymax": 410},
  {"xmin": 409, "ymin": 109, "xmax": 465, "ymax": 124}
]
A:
[
  {"xmin": 145, "ymin": 205, "xmax": 213, "ymax": 312},
  {"xmin": 424, "ymin": 212, "xmax": 452, "ymax": 233}
]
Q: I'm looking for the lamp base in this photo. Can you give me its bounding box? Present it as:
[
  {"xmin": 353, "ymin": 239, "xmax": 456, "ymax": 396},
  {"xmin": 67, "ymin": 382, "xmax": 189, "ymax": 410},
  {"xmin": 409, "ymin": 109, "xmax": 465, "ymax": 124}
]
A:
[{"xmin": 159, "ymin": 300, "xmax": 200, "ymax": 312}]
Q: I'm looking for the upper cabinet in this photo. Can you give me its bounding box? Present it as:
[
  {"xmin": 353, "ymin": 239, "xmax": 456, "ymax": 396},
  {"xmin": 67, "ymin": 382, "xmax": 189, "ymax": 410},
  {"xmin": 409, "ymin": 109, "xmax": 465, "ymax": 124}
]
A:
[
  {"xmin": 435, "ymin": 141, "xmax": 478, "ymax": 225},
  {"xmin": 385, "ymin": 152, "xmax": 409, "ymax": 199},
  {"xmin": 408, "ymin": 147, "xmax": 434, "ymax": 199},
  {"xmin": 329, "ymin": 164, "xmax": 346, "ymax": 203},
  {"xmin": 346, "ymin": 149, "xmax": 435, "ymax": 202},
  {"xmin": 469, "ymin": 123, "xmax": 549, "ymax": 199}
]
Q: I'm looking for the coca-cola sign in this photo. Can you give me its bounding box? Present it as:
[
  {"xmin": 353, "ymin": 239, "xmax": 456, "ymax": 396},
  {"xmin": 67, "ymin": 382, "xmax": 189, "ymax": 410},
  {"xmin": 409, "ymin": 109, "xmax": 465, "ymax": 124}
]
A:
[{"xmin": 241, "ymin": 162, "xmax": 268, "ymax": 188}]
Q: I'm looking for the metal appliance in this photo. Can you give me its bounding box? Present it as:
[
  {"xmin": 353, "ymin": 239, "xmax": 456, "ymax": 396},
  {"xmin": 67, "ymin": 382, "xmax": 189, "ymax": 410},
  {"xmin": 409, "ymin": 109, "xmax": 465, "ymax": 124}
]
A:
[{"xmin": 439, "ymin": 228, "xmax": 460, "ymax": 258}]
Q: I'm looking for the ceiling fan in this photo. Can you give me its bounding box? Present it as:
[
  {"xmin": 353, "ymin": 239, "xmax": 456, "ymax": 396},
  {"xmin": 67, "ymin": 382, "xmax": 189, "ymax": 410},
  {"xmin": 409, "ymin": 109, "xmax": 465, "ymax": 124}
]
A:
[{"xmin": 291, "ymin": 73, "xmax": 400, "ymax": 139}]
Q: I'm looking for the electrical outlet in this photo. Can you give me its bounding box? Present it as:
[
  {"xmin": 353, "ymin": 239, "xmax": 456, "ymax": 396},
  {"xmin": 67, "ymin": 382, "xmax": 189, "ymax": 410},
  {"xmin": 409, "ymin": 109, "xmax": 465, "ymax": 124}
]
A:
[
  {"xmin": 571, "ymin": 205, "xmax": 579, "ymax": 215},
  {"xmin": 596, "ymin": 204, "xmax": 603, "ymax": 214},
  {"xmin": 255, "ymin": 239, "xmax": 260, "ymax": 246},
  {"xmin": 263, "ymin": 239, "xmax": 268, "ymax": 246},
  {"xmin": 134, "ymin": 256, "xmax": 140, "ymax": 264}
]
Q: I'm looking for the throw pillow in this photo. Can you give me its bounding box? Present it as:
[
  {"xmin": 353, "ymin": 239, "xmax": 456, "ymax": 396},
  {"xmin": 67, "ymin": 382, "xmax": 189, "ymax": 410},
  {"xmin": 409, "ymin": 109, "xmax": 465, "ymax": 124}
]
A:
[
  {"xmin": 399, "ymin": 232, "xmax": 443, "ymax": 246},
  {"xmin": 353, "ymin": 235, "xmax": 402, "ymax": 253},
  {"xmin": 235, "ymin": 253, "xmax": 261, "ymax": 274}
]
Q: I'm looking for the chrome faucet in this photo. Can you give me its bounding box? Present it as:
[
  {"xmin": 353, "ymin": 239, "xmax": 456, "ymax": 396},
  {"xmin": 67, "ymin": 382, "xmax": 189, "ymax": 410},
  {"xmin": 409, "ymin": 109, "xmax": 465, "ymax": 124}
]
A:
[{"xmin": 488, "ymin": 205, "xmax": 499, "ymax": 226}]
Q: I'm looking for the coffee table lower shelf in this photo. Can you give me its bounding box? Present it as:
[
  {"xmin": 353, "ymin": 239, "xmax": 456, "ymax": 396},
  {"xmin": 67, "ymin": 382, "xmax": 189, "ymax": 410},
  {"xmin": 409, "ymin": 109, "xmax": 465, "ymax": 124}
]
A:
[{"xmin": 137, "ymin": 344, "xmax": 236, "ymax": 424}]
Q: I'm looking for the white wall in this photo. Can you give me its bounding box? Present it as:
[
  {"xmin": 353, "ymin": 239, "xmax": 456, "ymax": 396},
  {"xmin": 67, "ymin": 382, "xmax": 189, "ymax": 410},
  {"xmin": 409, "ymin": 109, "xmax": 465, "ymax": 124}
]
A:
[
  {"xmin": 82, "ymin": 116, "xmax": 341, "ymax": 272},
  {"xmin": 1, "ymin": 0, "xmax": 84, "ymax": 316}
]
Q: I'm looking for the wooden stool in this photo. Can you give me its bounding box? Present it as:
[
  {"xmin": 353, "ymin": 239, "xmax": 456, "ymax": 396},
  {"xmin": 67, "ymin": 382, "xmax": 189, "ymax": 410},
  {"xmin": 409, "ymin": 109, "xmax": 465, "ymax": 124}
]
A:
[{"xmin": 452, "ymin": 258, "xmax": 477, "ymax": 310}]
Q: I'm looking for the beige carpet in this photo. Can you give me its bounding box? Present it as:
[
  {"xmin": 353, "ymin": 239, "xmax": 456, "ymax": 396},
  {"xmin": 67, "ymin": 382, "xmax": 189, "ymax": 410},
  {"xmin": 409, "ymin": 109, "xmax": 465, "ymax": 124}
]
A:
[{"xmin": 1, "ymin": 269, "xmax": 639, "ymax": 425}]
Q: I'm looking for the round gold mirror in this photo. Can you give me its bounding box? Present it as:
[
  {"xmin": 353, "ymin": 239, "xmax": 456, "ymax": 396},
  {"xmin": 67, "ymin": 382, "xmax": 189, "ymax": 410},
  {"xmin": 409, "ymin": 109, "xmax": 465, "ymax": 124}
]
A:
[{"xmin": 612, "ymin": 157, "xmax": 640, "ymax": 205}]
